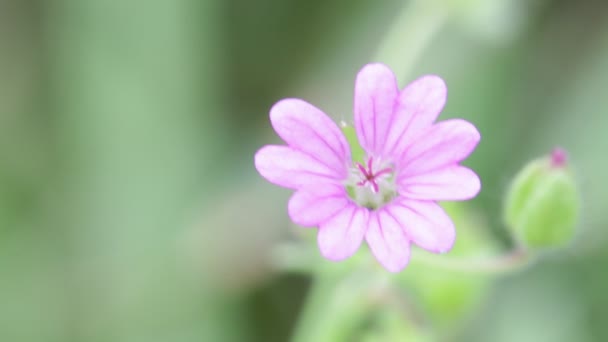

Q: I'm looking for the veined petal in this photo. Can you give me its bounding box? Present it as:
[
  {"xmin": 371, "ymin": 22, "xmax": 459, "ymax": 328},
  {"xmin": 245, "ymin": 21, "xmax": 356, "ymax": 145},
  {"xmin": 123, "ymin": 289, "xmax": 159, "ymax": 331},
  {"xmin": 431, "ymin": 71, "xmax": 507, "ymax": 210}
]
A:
[
  {"xmin": 354, "ymin": 63, "xmax": 399, "ymax": 156},
  {"xmin": 270, "ymin": 98, "xmax": 350, "ymax": 178},
  {"xmin": 382, "ymin": 75, "xmax": 447, "ymax": 159},
  {"xmin": 317, "ymin": 205, "xmax": 368, "ymax": 261},
  {"xmin": 386, "ymin": 199, "xmax": 455, "ymax": 253},
  {"xmin": 288, "ymin": 185, "xmax": 351, "ymax": 227},
  {"xmin": 255, "ymin": 145, "xmax": 342, "ymax": 189},
  {"xmin": 398, "ymin": 119, "xmax": 480, "ymax": 176},
  {"xmin": 398, "ymin": 165, "xmax": 481, "ymax": 201},
  {"xmin": 366, "ymin": 210, "xmax": 410, "ymax": 272}
]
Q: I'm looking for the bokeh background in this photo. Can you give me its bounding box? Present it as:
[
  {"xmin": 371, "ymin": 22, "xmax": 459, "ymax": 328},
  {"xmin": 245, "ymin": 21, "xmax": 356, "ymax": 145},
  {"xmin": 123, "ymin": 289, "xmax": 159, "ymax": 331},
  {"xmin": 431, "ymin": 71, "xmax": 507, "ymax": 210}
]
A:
[{"xmin": 1, "ymin": 0, "xmax": 607, "ymax": 341}]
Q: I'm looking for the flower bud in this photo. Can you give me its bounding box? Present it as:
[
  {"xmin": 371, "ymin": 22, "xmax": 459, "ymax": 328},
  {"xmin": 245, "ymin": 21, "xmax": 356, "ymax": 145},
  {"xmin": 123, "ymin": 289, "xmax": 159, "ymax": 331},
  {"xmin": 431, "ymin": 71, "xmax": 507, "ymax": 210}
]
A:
[{"xmin": 504, "ymin": 148, "xmax": 580, "ymax": 248}]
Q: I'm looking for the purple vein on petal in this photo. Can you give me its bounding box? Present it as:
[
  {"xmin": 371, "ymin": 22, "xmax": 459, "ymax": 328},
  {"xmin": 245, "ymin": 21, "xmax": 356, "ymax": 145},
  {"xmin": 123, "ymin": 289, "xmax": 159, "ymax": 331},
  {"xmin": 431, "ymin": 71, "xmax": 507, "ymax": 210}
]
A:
[
  {"xmin": 288, "ymin": 116, "xmax": 347, "ymax": 169},
  {"xmin": 345, "ymin": 206, "xmax": 357, "ymax": 237},
  {"xmin": 289, "ymin": 190, "xmax": 351, "ymax": 226},
  {"xmin": 356, "ymin": 110, "xmax": 370, "ymax": 156},
  {"xmin": 399, "ymin": 137, "xmax": 478, "ymax": 176},
  {"xmin": 379, "ymin": 97, "xmax": 400, "ymax": 157},
  {"xmin": 326, "ymin": 204, "xmax": 354, "ymax": 227},
  {"xmin": 383, "ymin": 208, "xmax": 404, "ymax": 244},
  {"xmin": 383, "ymin": 94, "xmax": 430, "ymax": 159},
  {"xmin": 375, "ymin": 210, "xmax": 388, "ymax": 250},
  {"xmin": 292, "ymin": 146, "xmax": 346, "ymax": 179},
  {"xmin": 292, "ymin": 192, "xmax": 348, "ymax": 216},
  {"xmin": 372, "ymin": 96, "xmax": 378, "ymax": 154},
  {"xmin": 397, "ymin": 122, "xmax": 479, "ymax": 174}
]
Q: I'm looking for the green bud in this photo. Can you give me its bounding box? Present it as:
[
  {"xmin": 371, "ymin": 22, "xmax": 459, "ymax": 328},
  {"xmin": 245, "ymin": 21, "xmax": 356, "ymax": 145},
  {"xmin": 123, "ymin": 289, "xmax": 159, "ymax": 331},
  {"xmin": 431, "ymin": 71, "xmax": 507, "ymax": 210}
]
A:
[{"xmin": 504, "ymin": 148, "xmax": 581, "ymax": 248}]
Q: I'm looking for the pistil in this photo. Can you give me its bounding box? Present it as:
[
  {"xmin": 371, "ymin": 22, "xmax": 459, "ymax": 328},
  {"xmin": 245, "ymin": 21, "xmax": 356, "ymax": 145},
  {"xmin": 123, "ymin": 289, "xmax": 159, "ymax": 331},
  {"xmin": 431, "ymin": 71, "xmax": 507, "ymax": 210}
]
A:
[{"xmin": 355, "ymin": 157, "xmax": 393, "ymax": 193}]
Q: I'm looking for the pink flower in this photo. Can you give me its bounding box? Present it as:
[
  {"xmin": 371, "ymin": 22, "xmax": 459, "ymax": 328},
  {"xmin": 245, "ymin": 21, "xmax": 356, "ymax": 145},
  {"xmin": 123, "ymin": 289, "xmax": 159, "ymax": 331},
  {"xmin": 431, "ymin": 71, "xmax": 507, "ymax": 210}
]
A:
[{"xmin": 255, "ymin": 64, "xmax": 481, "ymax": 272}]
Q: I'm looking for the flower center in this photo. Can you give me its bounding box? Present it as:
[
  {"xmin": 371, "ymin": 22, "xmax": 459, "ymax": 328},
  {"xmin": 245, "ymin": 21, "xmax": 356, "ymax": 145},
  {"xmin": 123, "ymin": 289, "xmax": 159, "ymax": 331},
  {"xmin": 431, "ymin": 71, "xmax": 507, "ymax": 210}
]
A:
[
  {"xmin": 346, "ymin": 156, "xmax": 397, "ymax": 209},
  {"xmin": 355, "ymin": 157, "xmax": 392, "ymax": 193}
]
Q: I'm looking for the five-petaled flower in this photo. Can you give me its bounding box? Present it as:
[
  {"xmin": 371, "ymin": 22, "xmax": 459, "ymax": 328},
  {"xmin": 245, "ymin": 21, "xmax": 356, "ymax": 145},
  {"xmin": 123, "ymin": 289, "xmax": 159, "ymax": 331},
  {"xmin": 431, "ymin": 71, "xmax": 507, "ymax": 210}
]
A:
[{"xmin": 255, "ymin": 63, "xmax": 481, "ymax": 272}]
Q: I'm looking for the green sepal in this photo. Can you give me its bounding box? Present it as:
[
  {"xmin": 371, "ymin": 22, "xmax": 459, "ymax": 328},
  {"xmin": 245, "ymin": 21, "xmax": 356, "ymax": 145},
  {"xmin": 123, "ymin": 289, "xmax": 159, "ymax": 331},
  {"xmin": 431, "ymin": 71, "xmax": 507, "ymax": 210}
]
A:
[
  {"xmin": 340, "ymin": 121, "xmax": 366, "ymax": 165},
  {"xmin": 504, "ymin": 155, "xmax": 580, "ymax": 248}
]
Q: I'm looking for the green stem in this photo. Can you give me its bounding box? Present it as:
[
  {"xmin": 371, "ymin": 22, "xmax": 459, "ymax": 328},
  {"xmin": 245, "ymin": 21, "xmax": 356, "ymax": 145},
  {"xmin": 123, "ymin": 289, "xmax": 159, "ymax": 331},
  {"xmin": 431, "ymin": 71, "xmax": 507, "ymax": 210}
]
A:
[
  {"xmin": 275, "ymin": 243, "xmax": 533, "ymax": 276},
  {"xmin": 291, "ymin": 266, "xmax": 389, "ymax": 342},
  {"xmin": 412, "ymin": 248, "xmax": 533, "ymax": 275},
  {"xmin": 283, "ymin": 246, "xmax": 532, "ymax": 340}
]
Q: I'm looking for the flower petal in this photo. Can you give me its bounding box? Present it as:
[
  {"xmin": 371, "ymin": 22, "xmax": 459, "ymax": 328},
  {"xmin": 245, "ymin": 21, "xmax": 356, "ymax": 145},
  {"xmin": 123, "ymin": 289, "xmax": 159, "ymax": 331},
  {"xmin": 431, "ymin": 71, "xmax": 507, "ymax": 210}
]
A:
[
  {"xmin": 254, "ymin": 145, "xmax": 342, "ymax": 189},
  {"xmin": 398, "ymin": 119, "xmax": 480, "ymax": 176},
  {"xmin": 317, "ymin": 205, "xmax": 368, "ymax": 261},
  {"xmin": 354, "ymin": 63, "xmax": 399, "ymax": 156},
  {"xmin": 270, "ymin": 98, "xmax": 350, "ymax": 178},
  {"xmin": 386, "ymin": 199, "xmax": 455, "ymax": 253},
  {"xmin": 288, "ymin": 185, "xmax": 351, "ymax": 227},
  {"xmin": 366, "ymin": 210, "xmax": 410, "ymax": 272},
  {"xmin": 398, "ymin": 165, "xmax": 481, "ymax": 201},
  {"xmin": 382, "ymin": 75, "xmax": 447, "ymax": 159}
]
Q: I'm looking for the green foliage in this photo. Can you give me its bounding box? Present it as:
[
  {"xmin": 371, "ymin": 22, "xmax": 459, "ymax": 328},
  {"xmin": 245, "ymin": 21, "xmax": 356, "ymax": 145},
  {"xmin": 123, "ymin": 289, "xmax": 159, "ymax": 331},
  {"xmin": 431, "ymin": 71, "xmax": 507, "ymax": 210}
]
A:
[
  {"xmin": 398, "ymin": 203, "xmax": 495, "ymax": 332},
  {"xmin": 359, "ymin": 308, "xmax": 433, "ymax": 342}
]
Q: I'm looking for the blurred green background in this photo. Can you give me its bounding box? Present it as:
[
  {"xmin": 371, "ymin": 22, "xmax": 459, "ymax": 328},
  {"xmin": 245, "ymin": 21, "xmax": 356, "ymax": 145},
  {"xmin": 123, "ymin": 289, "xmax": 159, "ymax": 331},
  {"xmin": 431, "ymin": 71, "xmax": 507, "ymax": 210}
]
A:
[{"xmin": 1, "ymin": 0, "xmax": 607, "ymax": 341}]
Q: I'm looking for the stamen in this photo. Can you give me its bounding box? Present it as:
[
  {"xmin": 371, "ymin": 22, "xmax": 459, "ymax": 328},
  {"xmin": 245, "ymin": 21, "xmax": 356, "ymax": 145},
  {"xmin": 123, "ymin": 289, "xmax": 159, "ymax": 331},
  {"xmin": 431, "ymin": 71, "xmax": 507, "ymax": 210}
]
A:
[
  {"xmin": 356, "ymin": 162, "xmax": 369, "ymax": 177},
  {"xmin": 370, "ymin": 180, "xmax": 379, "ymax": 193},
  {"xmin": 354, "ymin": 157, "xmax": 393, "ymax": 194},
  {"xmin": 374, "ymin": 167, "xmax": 393, "ymax": 178}
]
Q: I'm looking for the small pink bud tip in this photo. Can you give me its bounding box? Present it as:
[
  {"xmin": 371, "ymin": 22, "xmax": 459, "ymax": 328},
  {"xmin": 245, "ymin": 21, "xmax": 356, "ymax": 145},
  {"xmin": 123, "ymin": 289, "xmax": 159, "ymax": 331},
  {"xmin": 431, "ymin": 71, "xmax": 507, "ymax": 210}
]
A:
[{"xmin": 550, "ymin": 147, "xmax": 567, "ymax": 167}]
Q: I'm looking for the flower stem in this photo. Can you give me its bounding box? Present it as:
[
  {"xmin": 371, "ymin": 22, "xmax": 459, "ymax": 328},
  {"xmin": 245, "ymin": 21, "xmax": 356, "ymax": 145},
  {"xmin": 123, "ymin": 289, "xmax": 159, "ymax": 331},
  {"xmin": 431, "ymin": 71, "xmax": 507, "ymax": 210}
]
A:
[
  {"xmin": 374, "ymin": 0, "xmax": 448, "ymax": 82},
  {"xmin": 274, "ymin": 242, "xmax": 534, "ymax": 276},
  {"xmin": 281, "ymin": 246, "xmax": 533, "ymax": 340},
  {"xmin": 290, "ymin": 265, "xmax": 390, "ymax": 342},
  {"xmin": 412, "ymin": 248, "xmax": 534, "ymax": 275}
]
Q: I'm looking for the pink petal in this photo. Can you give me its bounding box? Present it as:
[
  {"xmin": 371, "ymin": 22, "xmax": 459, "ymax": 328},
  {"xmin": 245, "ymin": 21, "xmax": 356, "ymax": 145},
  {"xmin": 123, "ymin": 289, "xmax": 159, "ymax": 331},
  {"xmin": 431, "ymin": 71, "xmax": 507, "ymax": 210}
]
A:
[
  {"xmin": 382, "ymin": 75, "xmax": 447, "ymax": 159},
  {"xmin": 317, "ymin": 205, "xmax": 368, "ymax": 261},
  {"xmin": 353, "ymin": 63, "xmax": 399, "ymax": 156},
  {"xmin": 385, "ymin": 199, "xmax": 455, "ymax": 253},
  {"xmin": 366, "ymin": 210, "xmax": 410, "ymax": 272},
  {"xmin": 254, "ymin": 145, "xmax": 342, "ymax": 189},
  {"xmin": 288, "ymin": 185, "xmax": 351, "ymax": 227},
  {"xmin": 398, "ymin": 165, "xmax": 481, "ymax": 201},
  {"xmin": 398, "ymin": 119, "xmax": 480, "ymax": 176},
  {"xmin": 270, "ymin": 98, "xmax": 350, "ymax": 178}
]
